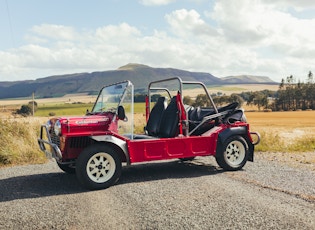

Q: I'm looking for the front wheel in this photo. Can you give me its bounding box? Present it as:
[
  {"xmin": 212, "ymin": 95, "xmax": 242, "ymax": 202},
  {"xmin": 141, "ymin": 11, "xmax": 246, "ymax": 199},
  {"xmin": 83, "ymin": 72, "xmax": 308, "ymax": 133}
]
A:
[
  {"xmin": 76, "ymin": 144, "xmax": 122, "ymax": 190},
  {"xmin": 57, "ymin": 162, "xmax": 75, "ymax": 174},
  {"xmin": 216, "ymin": 135, "xmax": 249, "ymax": 171}
]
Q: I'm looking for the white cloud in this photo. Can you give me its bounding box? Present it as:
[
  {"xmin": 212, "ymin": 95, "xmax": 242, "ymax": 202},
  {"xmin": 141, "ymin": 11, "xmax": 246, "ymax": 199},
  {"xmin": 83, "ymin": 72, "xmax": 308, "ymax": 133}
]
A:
[
  {"xmin": 165, "ymin": 9, "xmax": 217, "ymax": 37},
  {"xmin": 206, "ymin": 0, "xmax": 315, "ymax": 79},
  {"xmin": 1, "ymin": 0, "xmax": 315, "ymax": 82},
  {"xmin": 261, "ymin": 0, "xmax": 315, "ymax": 10}
]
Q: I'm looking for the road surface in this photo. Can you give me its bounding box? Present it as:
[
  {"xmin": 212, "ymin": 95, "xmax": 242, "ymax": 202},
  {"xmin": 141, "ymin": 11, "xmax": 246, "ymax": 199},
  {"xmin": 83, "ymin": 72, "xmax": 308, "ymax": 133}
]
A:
[{"xmin": 0, "ymin": 153, "xmax": 314, "ymax": 229}]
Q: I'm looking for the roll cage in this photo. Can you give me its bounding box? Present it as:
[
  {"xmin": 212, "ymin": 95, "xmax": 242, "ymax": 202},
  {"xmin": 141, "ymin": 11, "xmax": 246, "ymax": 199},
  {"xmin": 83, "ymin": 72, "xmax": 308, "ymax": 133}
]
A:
[{"xmin": 145, "ymin": 77, "xmax": 234, "ymax": 138}]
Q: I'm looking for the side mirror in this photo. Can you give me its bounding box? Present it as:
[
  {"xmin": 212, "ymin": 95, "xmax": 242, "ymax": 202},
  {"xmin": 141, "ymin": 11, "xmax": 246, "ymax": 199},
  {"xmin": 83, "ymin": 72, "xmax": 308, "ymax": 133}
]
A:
[{"xmin": 117, "ymin": 106, "xmax": 126, "ymax": 120}]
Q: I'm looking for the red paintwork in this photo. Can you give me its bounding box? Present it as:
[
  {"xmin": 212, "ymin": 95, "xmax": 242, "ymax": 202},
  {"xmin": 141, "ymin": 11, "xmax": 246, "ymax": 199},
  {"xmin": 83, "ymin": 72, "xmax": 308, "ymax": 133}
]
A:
[
  {"xmin": 126, "ymin": 122, "xmax": 251, "ymax": 163},
  {"xmin": 176, "ymin": 92, "xmax": 187, "ymax": 136},
  {"xmin": 49, "ymin": 91, "xmax": 253, "ymax": 164},
  {"xmin": 58, "ymin": 112, "xmax": 117, "ymax": 136},
  {"xmin": 127, "ymin": 131, "xmax": 218, "ymax": 163},
  {"xmin": 54, "ymin": 112, "xmax": 118, "ymax": 160}
]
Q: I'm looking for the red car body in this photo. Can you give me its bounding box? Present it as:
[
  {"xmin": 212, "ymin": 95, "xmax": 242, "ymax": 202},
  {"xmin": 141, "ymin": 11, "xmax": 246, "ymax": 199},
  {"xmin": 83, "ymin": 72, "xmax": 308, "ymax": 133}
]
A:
[{"xmin": 38, "ymin": 77, "xmax": 260, "ymax": 190}]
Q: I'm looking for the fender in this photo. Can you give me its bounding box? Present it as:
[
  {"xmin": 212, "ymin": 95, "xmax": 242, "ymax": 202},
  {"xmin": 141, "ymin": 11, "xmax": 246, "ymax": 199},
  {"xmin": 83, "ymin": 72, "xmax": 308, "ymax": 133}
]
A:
[
  {"xmin": 218, "ymin": 126, "xmax": 254, "ymax": 162},
  {"xmin": 90, "ymin": 135, "xmax": 130, "ymax": 165},
  {"xmin": 218, "ymin": 126, "xmax": 247, "ymax": 144}
]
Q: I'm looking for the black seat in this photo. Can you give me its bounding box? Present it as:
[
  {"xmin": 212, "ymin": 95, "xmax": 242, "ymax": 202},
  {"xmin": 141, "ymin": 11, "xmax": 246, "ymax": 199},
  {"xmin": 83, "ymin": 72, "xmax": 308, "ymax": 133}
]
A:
[
  {"xmin": 158, "ymin": 96, "xmax": 179, "ymax": 138},
  {"xmin": 145, "ymin": 97, "xmax": 167, "ymax": 136},
  {"xmin": 217, "ymin": 102, "xmax": 239, "ymax": 113},
  {"xmin": 188, "ymin": 102, "xmax": 239, "ymax": 136}
]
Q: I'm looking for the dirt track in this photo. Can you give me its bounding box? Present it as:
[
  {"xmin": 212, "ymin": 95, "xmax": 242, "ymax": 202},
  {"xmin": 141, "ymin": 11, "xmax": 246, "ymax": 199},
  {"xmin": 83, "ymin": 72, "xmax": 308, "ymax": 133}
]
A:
[{"xmin": 0, "ymin": 153, "xmax": 314, "ymax": 229}]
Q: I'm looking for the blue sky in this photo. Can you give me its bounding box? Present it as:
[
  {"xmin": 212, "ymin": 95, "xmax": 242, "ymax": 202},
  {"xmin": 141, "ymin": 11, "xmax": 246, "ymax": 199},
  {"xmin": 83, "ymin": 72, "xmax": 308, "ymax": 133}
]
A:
[{"xmin": 1, "ymin": 0, "xmax": 315, "ymax": 82}]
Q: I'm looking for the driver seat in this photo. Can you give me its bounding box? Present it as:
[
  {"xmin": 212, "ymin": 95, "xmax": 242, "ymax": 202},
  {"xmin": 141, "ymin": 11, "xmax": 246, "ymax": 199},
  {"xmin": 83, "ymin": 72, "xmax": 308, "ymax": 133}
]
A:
[
  {"xmin": 145, "ymin": 97, "xmax": 167, "ymax": 136},
  {"xmin": 158, "ymin": 96, "xmax": 179, "ymax": 138}
]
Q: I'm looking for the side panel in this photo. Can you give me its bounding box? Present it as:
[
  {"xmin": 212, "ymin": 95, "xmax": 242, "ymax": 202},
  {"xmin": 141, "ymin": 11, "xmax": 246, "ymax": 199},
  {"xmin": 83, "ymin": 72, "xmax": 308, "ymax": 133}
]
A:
[{"xmin": 127, "ymin": 135, "xmax": 218, "ymax": 163}]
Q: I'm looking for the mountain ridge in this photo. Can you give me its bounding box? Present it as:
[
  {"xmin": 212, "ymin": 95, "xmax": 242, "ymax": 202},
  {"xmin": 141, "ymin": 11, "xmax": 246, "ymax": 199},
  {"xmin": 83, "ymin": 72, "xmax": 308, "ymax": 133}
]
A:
[{"xmin": 0, "ymin": 63, "xmax": 277, "ymax": 99}]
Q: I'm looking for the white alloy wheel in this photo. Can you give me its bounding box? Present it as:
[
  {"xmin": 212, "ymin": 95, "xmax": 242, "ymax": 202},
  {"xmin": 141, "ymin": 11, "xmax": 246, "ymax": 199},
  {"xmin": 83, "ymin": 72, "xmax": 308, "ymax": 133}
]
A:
[
  {"xmin": 86, "ymin": 152, "xmax": 116, "ymax": 183},
  {"xmin": 216, "ymin": 135, "xmax": 249, "ymax": 171},
  {"xmin": 224, "ymin": 140, "xmax": 246, "ymax": 167}
]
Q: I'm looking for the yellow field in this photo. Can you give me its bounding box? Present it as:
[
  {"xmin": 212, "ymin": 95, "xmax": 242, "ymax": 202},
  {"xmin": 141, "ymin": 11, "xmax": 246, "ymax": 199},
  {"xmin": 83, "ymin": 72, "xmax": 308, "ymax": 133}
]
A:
[
  {"xmin": 246, "ymin": 110, "xmax": 315, "ymax": 128},
  {"xmin": 245, "ymin": 111, "xmax": 315, "ymax": 168}
]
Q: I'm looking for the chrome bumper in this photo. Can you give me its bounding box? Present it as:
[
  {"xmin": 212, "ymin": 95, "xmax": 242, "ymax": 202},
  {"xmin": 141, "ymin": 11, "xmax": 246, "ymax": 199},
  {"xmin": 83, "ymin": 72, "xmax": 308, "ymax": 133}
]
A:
[
  {"xmin": 38, "ymin": 124, "xmax": 62, "ymax": 160},
  {"xmin": 250, "ymin": 131, "xmax": 261, "ymax": 145}
]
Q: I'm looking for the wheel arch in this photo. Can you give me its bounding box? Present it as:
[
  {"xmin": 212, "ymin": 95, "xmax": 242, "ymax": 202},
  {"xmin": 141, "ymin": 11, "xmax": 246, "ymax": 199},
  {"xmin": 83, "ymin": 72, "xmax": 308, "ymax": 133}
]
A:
[
  {"xmin": 90, "ymin": 135, "xmax": 130, "ymax": 165},
  {"xmin": 217, "ymin": 126, "xmax": 254, "ymax": 162}
]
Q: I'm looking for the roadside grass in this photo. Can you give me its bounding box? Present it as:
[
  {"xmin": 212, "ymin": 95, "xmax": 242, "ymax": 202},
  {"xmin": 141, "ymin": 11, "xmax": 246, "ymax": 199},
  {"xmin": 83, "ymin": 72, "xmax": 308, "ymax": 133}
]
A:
[
  {"xmin": 0, "ymin": 118, "xmax": 47, "ymax": 167},
  {"xmin": 254, "ymin": 131, "xmax": 284, "ymax": 152},
  {"xmin": 1, "ymin": 105, "xmax": 315, "ymax": 167},
  {"xmin": 287, "ymin": 136, "xmax": 315, "ymax": 152},
  {"xmin": 246, "ymin": 111, "xmax": 315, "ymax": 153}
]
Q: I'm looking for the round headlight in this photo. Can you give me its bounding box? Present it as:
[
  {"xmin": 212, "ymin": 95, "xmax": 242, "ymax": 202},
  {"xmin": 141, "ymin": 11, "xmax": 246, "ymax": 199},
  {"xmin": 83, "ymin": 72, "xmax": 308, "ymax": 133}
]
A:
[
  {"xmin": 46, "ymin": 120, "xmax": 52, "ymax": 130},
  {"xmin": 54, "ymin": 120, "xmax": 62, "ymax": 136}
]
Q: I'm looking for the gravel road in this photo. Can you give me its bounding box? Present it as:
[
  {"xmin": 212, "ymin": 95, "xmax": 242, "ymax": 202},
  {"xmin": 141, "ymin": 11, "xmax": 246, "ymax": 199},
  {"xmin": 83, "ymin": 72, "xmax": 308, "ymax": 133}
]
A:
[{"xmin": 1, "ymin": 153, "xmax": 314, "ymax": 230}]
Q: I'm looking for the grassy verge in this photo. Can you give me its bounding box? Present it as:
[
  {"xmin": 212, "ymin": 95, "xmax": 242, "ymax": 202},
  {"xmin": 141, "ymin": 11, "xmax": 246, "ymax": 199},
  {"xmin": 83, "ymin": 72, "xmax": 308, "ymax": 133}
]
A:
[
  {"xmin": 254, "ymin": 130, "xmax": 315, "ymax": 152},
  {"xmin": 247, "ymin": 111, "xmax": 315, "ymax": 154},
  {"xmin": 0, "ymin": 118, "xmax": 47, "ymax": 167},
  {"xmin": 2, "ymin": 108, "xmax": 315, "ymax": 167}
]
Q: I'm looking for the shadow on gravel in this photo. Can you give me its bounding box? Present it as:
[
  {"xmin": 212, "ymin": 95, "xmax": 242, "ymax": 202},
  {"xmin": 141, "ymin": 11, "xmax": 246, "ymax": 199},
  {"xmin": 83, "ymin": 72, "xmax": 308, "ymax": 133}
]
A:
[
  {"xmin": 118, "ymin": 158, "xmax": 224, "ymax": 185},
  {"xmin": 0, "ymin": 158, "xmax": 223, "ymax": 202},
  {"xmin": 0, "ymin": 172, "xmax": 85, "ymax": 202}
]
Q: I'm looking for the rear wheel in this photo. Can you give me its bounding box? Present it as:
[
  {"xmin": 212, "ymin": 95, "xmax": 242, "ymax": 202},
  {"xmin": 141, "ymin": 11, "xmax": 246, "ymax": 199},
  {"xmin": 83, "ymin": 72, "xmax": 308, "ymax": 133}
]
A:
[
  {"xmin": 216, "ymin": 135, "xmax": 249, "ymax": 171},
  {"xmin": 76, "ymin": 144, "xmax": 122, "ymax": 190}
]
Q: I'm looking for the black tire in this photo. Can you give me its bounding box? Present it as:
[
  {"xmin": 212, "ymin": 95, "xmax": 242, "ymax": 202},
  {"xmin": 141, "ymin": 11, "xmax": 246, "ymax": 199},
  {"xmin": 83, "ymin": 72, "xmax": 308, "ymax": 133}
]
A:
[
  {"xmin": 76, "ymin": 144, "xmax": 122, "ymax": 190},
  {"xmin": 57, "ymin": 162, "xmax": 76, "ymax": 174},
  {"xmin": 215, "ymin": 135, "xmax": 249, "ymax": 171},
  {"xmin": 179, "ymin": 157, "xmax": 196, "ymax": 161}
]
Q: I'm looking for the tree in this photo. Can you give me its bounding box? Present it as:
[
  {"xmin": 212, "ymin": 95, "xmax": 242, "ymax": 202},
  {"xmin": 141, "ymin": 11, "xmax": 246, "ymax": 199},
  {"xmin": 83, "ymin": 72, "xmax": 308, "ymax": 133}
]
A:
[
  {"xmin": 183, "ymin": 96, "xmax": 192, "ymax": 105},
  {"xmin": 16, "ymin": 105, "xmax": 32, "ymax": 116},
  {"xmin": 252, "ymin": 92, "xmax": 267, "ymax": 111},
  {"xmin": 28, "ymin": 101, "xmax": 38, "ymax": 114},
  {"xmin": 275, "ymin": 71, "xmax": 315, "ymax": 111},
  {"xmin": 230, "ymin": 94, "xmax": 244, "ymax": 107},
  {"xmin": 193, "ymin": 94, "xmax": 210, "ymax": 107},
  {"xmin": 307, "ymin": 71, "xmax": 313, "ymax": 84}
]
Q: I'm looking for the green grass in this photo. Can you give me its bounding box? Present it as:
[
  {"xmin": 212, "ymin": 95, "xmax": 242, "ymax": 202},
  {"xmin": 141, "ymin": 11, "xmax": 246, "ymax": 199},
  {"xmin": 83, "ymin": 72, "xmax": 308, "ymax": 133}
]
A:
[
  {"xmin": 35, "ymin": 103, "xmax": 94, "ymax": 116},
  {"xmin": 287, "ymin": 136, "xmax": 315, "ymax": 152},
  {"xmin": 255, "ymin": 130, "xmax": 315, "ymax": 153},
  {"xmin": 36, "ymin": 102, "xmax": 146, "ymax": 117},
  {"xmin": 254, "ymin": 131, "xmax": 285, "ymax": 152}
]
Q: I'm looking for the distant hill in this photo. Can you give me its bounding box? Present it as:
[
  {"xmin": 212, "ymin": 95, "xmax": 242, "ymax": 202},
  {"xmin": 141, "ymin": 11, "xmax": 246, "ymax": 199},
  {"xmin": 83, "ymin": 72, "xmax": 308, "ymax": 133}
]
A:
[
  {"xmin": 221, "ymin": 75, "xmax": 275, "ymax": 84},
  {"xmin": 0, "ymin": 63, "xmax": 277, "ymax": 99}
]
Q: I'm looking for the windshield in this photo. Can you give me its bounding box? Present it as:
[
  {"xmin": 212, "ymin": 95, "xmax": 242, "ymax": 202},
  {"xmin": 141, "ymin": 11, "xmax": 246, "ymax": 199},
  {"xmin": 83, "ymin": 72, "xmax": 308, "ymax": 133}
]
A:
[{"xmin": 92, "ymin": 81, "xmax": 130, "ymax": 113}]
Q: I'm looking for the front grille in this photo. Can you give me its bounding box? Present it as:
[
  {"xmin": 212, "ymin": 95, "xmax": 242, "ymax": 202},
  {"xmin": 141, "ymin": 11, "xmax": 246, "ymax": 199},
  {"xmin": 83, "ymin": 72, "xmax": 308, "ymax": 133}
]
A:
[
  {"xmin": 50, "ymin": 131, "xmax": 60, "ymax": 148},
  {"xmin": 69, "ymin": 136, "xmax": 91, "ymax": 149}
]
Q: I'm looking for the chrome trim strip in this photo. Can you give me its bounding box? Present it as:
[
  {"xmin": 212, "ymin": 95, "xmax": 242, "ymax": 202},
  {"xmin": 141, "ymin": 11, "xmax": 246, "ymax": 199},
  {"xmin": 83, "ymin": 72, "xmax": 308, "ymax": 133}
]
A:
[{"xmin": 90, "ymin": 135, "xmax": 130, "ymax": 165}]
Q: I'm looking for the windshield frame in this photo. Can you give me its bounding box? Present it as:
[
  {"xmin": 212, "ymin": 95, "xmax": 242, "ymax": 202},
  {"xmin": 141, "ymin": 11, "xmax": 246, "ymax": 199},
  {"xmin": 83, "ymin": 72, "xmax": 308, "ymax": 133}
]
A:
[{"xmin": 91, "ymin": 80, "xmax": 132, "ymax": 113}]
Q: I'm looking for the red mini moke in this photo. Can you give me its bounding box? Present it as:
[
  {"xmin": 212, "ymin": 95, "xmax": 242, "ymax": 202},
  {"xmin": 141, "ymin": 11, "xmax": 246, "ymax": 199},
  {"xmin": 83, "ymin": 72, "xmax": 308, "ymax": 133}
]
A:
[{"xmin": 38, "ymin": 77, "xmax": 260, "ymax": 190}]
